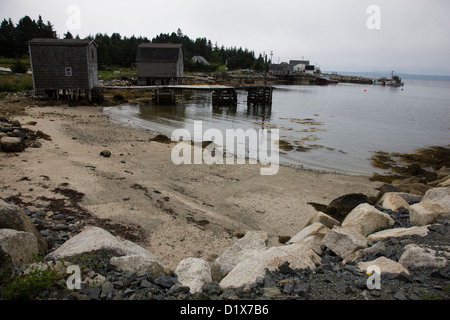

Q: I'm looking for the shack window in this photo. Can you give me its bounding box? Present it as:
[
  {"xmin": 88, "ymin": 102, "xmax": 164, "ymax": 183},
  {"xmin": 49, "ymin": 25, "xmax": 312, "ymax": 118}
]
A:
[
  {"xmin": 91, "ymin": 49, "xmax": 94, "ymax": 60},
  {"xmin": 65, "ymin": 67, "xmax": 72, "ymax": 76}
]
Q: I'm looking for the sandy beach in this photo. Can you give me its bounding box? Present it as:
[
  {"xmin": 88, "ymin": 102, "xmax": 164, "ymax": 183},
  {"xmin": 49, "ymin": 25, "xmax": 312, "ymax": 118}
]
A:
[{"xmin": 0, "ymin": 103, "xmax": 382, "ymax": 269}]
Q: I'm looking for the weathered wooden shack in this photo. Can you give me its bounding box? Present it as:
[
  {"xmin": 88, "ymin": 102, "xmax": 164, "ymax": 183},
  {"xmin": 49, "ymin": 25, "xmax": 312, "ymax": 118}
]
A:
[
  {"xmin": 27, "ymin": 38, "xmax": 99, "ymax": 101},
  {"xmin": 136, "ymin": 43, "xmax": 184, "ymax": 85}
]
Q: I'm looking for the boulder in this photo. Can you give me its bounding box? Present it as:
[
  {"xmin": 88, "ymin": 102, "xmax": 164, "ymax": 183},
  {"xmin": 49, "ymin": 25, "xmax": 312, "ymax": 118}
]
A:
[
  {"xmin": 326, "ymin": 193, "xmax": 369, "ymax": 222},
  {"xmin": 305, "ymin": 211, "xmax": 340, "ymax": 229},
  {"xmin": 409, "ymin": 187, "xmax": 450, "ymax": 225},
  {"xmin": 397, "ymin": 183, "xmax": 431, "ymax": 196},
  {"xmin": 151, "ymin": 134, "xmax": 171, "ymax": 143},
  {"xmin": 341, "ymin": 203, "xmax": 395, "ymax": 237},
  {"xmin": 0, "ymin": 136, "xmax": 24, "ymax": 152},
  {"xmin": 409, "ymin": 202, "xmax": 442, "ymax": 226},
  {"xmin": 0, "ymin": 199, "xmax": 47, "ymax": 254},
  {"xmin": 213, "ymin": 231, "xmax": 268, "ymax": 279},
  {"xmin": 392, "ymin": 192, "xmax": 423, "ymax": 205},
  {"xmin": 45, "ymin": 226, "xmax": 150, "ymax": 262},
  {"xmin": 357, "ymin": 257, "xmax": 410, "ymax": 275},
  {"xmin": 109, "ymin": 253, "xmax": 167, "ymax": 276},
  {"xmin": 367, "ymin": 225, "xmax": 430, "ymax": 244},
  {"xmin": 377, "ymin": 192, "xmax": 411, "ymax": 211},
  {"xmin": 398, "ymin": 244, "xmax": 448, "ymax": 270},
  {"xmin": 437, "ymin": 166, "xmax": 450, "ymax": 179},
  {"xmin": 175, "ymin": 258, "xmax": 212, "ymax": 294},
  {"xmin": 286, "ymin": 222, "xmax": 330, "ymax": 254},
  {"xmin": 437, "ymin": 177, "xmax": 450, "ymax": 188},
  {"xmin": 219, "ymin": 242, "xmax": 320, "ymax": 290},
  {"xmin": 321, "ymin": 226, "xmax": 368, "ymax": 259},
  {"xmin": 0, "ymin": 229, "xmax": 39, "ymax": 265},
  {"xmin": 421, "ymin": 187, "xmax": 450, "ymax": 210}
]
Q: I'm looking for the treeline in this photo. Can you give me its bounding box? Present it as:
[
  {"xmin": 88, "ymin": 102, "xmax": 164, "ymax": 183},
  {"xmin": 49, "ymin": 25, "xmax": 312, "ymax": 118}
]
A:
[
  {"xmin": 91, "ymin": 29, "xmax": 265, "ymax": 72},
  {"xmin": 0, "ymin": 15, "xmax": 266, "ymax": 72},
  {"xmin": 0, "ymin": 15, "xmax": 57, "ymax": 58}
]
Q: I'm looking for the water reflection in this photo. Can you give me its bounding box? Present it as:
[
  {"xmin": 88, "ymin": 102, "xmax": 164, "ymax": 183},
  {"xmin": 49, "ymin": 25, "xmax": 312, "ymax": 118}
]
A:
[{"xmin": 104, "ymin": 80, "xmax": 450, "ymax": 175}]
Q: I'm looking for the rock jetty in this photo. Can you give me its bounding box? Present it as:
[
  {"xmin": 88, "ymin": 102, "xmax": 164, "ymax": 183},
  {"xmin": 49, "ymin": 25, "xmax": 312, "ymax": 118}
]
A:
[{"xmin": 1, "ymin": 180, "xmax": 449, "ymax": 300}]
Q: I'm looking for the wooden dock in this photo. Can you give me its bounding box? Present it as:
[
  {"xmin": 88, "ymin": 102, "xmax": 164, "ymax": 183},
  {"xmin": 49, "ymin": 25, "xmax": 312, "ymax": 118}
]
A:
[
  {"xmin": 246, "ymin": 86, "xmax": 273, "ymax": 104},
  {"xmin": 95, "ymin": 84, "xmax": 272, "ymax": 105}
]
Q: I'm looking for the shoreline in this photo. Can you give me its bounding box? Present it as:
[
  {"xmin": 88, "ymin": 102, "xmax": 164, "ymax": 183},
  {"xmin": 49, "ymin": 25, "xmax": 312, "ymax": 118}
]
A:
[{"xmin": 1, "ymin": 102, "xmax": 383, "ymax": 269}]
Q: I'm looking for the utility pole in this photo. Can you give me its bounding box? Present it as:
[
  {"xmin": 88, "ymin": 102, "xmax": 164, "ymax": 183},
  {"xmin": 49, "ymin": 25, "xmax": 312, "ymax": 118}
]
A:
[{"xmin": 264, "ymin": 53, "xmax": 268, "ymax": 86}]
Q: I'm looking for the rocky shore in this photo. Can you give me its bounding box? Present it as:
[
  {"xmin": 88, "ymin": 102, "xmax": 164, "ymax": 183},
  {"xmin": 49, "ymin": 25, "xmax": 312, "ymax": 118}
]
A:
[
  {"xmin": 0, "ymin": 101, "xmax": 449, "ymax": 303},
  {"xmin": 1, "ymin": 185, "xmax": 449, "ymax": 302}
]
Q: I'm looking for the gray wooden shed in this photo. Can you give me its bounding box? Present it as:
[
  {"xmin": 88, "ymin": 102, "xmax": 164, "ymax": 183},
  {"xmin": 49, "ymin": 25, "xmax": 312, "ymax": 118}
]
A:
[
  {"xmin": 28, "ymin": 38, "xmax": 99, "ymax": 101},
  {"xmin": 136, "ymin": 43, "xmax": 184, "ymax": 85}
]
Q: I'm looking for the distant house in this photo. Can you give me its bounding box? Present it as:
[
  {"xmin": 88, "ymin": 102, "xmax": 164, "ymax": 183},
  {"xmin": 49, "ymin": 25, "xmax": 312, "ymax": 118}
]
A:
[
  {"xmin": 192, "ymin": 56, "xmax": 209, "ymax": 65},
  {"xmin": 136, "ymin": 43, "xmax": 184, "ymax": 85},
  {"xmin": 305, "ymin": 64, "xmax": 315, "ymax": 75},
  {"xmin": 27, "ymin": 38, "xmax": 98, "ymax": 100},
  {"xmin": 289, "ymin": 60, "xmax": 310, "ymax": 67},
  {"xmin": 293, "ymin": 63, "xmax": 306, "ymax": 73},
  {"xmin": 269, "ymin": 63, "xmax": 293, "ymax": 76}
]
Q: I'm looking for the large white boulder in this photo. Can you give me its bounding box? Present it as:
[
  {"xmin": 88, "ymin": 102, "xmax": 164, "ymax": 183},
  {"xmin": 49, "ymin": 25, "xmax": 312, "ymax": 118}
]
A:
[
  {"xmin": 286, "ymin": 222, "xmax": 330, "ymax": 254},
  {"xmin": 213, "ymin": 231, "xmax": 268, "ymax": 279},
  {"xmin": 45, "ymin": 226, "xmax": 151, "ymax": 261},
  {"xmin": 341, "ymin": 203, "xmax": 394, "ymax": 237},
  {"xmin": 175, "ymin": 257, "xmax": 212, "ymax": 294},
  {"xmin": 109, "ymin": 253, "xmax": 167, "ymax": 276},
  {"xmin": 322, "ymin": 226, "xmax": 368, "ymax": 259},
  {"xmin": 357, "ymin": 256, "xmax": 410, "ymax": 275},
  {"xmin": 219, "ymin": 242, "xmax": 319, "ymax": 290},
  {"xmin": 367, "ymin": 225, "xmax": 430, "ymax": 244},
  {"xmin": 377, "ymin": 192, "xmax": 411, "ymax": 211}
]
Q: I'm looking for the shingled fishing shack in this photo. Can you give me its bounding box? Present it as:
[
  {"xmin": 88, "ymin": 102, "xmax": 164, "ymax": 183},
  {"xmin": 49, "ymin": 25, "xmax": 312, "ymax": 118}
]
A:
[
  {"xmin": 136, "ymin": 43, "xmax": 184, "ymax": 85},
  {"xmin": 27, "ymin": 38, "xmax": 100, "ymax": 102}
]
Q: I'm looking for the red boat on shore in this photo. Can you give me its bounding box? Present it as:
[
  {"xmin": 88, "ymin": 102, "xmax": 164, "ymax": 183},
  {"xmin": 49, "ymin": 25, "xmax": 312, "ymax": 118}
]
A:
[{"xmin": 315, "ymin": 76, "xmax": 339, "ymax": 85}]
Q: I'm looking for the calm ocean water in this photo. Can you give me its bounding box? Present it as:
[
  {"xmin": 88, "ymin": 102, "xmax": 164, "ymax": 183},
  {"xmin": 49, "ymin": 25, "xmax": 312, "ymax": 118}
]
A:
[{"xmin": 103, "ymin": 77, "xmax": 450, "ymax": 176}]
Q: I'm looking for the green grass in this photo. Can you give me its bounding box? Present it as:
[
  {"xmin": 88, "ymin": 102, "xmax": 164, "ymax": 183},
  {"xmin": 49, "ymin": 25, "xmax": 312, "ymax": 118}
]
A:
[
  {"xmin": 98, "ymin": 67, "xmax": 136, "ymax": 81},
  {"xmin": 0, "ymin": 57, "xmax": 31, "ymax": 70},
  {"xmin": 0, "ymin": 74, "xmax": 33, "ymax": 93}
]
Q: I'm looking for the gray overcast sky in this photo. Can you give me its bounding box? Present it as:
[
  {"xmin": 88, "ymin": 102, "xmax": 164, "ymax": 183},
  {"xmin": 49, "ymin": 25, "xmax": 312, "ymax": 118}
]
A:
[{"xmin": 1, "ymin": 0, "xmax": 450, "ymax": 75}]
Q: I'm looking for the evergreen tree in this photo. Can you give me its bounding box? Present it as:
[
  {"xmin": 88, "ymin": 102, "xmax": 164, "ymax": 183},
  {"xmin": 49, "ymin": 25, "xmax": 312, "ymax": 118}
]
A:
[
  {"xmin": 0, "ymin": 18, "xmax": 16, "ymax": 57},
  {"xmin": 64, "ymin": 31, "xmax": 74, "ymax": 39}
]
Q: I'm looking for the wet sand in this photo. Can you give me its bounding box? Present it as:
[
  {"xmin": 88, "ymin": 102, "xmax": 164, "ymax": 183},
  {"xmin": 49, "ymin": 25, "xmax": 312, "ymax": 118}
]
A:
[{"xmin": 0, "ymin": 104, "xmax": 382, "ymax": 269}]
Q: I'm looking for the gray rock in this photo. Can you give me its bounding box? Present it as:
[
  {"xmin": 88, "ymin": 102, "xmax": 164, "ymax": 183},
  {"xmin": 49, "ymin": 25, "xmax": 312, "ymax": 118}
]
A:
[
  {"xmin": 0, "ymin": 229, "xmax": 39, "ymax": 265},
  {"xmin": 213, "ymin": 231, "xmax": 268, "ymax": 279},
  {"xmin": 0, "ymin": 199, "xmax": 47, "ymax": 254},
  {"xmin": 154, "ymin": 275, "xmax": 177, "ymax": 288},
  {"xmin": 398, "ymin": 244, "xmax": 448, "ymax": 270},
  {"xmin": 109, "ymin": 253, "xmax": 167, "ymax": 276},
  {"xmin": 322, "ymin": 226, "xmax": 368, "ymax": 259},
  {"xmin": 100, "ymin": 150, "xmax": 111, "ymax": 157},
  {"xmin": 0, "ymin": 136, "xmax": 24, "ymax": 152}
]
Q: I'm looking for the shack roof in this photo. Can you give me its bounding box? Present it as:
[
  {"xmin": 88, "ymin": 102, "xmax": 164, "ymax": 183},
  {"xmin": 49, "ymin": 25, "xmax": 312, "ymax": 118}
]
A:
[
  {"xmin": 27, "ymin": 38, "xmax": 98, "ymax": 47},
  {"xmin": 136, "ymin": 43, "xmax": 183, "ymax": 62}
]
